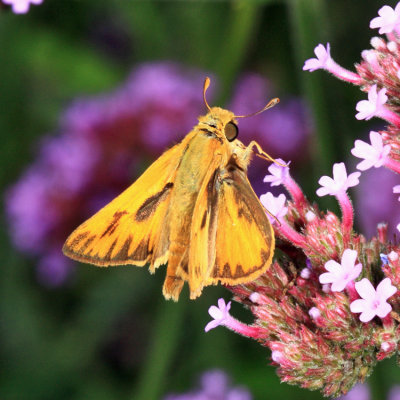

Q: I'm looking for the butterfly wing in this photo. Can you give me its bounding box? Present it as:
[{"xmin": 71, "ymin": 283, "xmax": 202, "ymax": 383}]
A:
[
  {"xmin": 208, "ymin": 158, "xmax": 275, "ymax": 287},
  {"xmin": 187, "ymin": 157, "xmax": 221, "ymax": 298},
  {"xmin": 63, "ymin": 140, "xmax": 187, "ymax": 269}
]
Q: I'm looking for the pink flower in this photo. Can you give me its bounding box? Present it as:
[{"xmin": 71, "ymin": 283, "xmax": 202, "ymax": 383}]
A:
[
  {"xmin": 2, "ymin": 0, "xmax": 43, "ymax": 13},
  {"xmin": 351, "ymin": 131, "xmax": 391, "ymax": 171},
  {"xmin": 308, "ymin": 307, "xmax": 321, "ymax": 319},
  {"xmin": 303, "ymin": 43, "xmax": 333, "ymax": 72},
  {"xmin": 271, "ymin": 351, "xmax": 283, "ymax": 363},
  {"xmin": 259, "ymin": 192, "xmax": 288, "ymax": 224},
  {"xmin": 393, "ymin": 185, "xmax": 400, "ymax": 200},
  {"xmin": 263, "ymin": 159, "xmax": 290, "ymax": 186},
  {"xmin": 319, "ymin": 249, "xmax": 362, "ymax": 292},
  {"xmin": 316, "ymin": 163, "xmax": 361, "ymax": 197},
  {"xmin": 355, "ymin": 85, "xmax": 388, "ymax": 121},
  {"xmin": 370, "ymin": 4, "xmax": 400, "ymax": 34},
  {"xmin": 350, "ymin": 278, "xmax": 397, "ymax": 322},
  {"xmin": 205, "ymin": 298, "xmax": 232, "ymax": 332}
]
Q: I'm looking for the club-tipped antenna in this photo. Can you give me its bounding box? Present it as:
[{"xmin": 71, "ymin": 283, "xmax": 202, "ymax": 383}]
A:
[
  {"xmin": 203, "ymin": 77, "xmax": 212, "ymax": 112},
  {"xmin": 235, "ymin": 97, "xmax": 280, "ymax": 119}
]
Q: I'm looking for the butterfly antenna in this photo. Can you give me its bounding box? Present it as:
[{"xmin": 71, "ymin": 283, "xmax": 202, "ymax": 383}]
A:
[
  {"xmin": 235, "ymin": 97, "xmax": 279, "ymax": 119},
  {"xmin": 203, "ymin": 77, "xmax": 212, "ymax": 112},
  {"xmin": 262, "ymin": 205, "xmax": 281, "ymax": 227}
]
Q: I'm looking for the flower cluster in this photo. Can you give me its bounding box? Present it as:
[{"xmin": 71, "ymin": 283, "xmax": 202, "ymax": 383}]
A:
[
  {"xmin": 206, "ymin": 3, "xmax": 400, "ymax": 397},
  {"xmin": 163, "ymin": 369, "xmax": 252, "ymax": 400},
  {"xmin": 5, "ymin": 63, "xmax": 310, "ymax": 286}
]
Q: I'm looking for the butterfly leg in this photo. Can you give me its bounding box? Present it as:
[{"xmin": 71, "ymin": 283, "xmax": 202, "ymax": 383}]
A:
[{"xmin": 245, "ymin": 141, "xmax": 288, "ymax": 167}]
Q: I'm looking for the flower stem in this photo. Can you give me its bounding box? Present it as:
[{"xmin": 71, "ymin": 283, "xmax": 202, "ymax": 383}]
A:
[
  {"xmin": 384, "ymin": 157, "xmax": 400, "ymax": 174},
  {"xmin": 285, "ymin": 176, "xmax": 307, "ymax": 209},
  {"xmin": 378, "ymin": 107, "xmax": 400, "ymax": 127},
  {"xmin": 134, "ymin": 299, "xmax": 186, "ymax": 400},
  {"xmin": 336, "ymin": 191, "xmax": 354, "ymax": 246},
  {"xmin": 278, "ymin": 220, "xmax": 307, "ymax": 248}
]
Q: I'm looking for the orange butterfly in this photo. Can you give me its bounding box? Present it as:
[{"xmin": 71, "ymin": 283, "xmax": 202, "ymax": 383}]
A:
[{"xmin": 63, "ymin": 78, "xmax": 280, "ymax": 301}]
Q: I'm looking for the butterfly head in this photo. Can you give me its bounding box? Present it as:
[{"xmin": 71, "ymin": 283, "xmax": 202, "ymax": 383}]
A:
[{"xmin": 199, "ymin": 77, "xmax": 279, "ymax": 144}]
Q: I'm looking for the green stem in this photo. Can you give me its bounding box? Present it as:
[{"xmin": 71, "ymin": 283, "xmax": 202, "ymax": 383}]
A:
[
  {"xmin": 286, "ymin": 0, "xmax": 334, "ymax": 174},
  {"xmin": 133, "ymin": 298, "xmax": 187, "ymax": 400},
  {"xmin": 214, "ymin": 1, "xmax": 263, "ymax": 104}
]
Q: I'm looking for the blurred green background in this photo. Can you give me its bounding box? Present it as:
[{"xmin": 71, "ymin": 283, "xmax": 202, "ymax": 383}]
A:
[{"xmin": 1, "ymin": 1, "xmax": 400, "ymax": 399}]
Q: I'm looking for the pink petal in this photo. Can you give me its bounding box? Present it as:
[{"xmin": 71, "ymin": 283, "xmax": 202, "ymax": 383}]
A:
[
  {"xmin": 370, "ymin": 131, "xmax": 383, "ymax": 148},
  {"xmin": 314, "ymin": 43, "xmax": 329, "ymax": 60},
  {"xmin": 350, "ymin": 299, "xmax": 366, "ymax": 313},
  {"xmin": 332, "ymin": 163, "xmax": 347, "ymax": 183},
  {"xmin": 318, "ymin": 175, "xmax": 335, "ymax": 188},
  {"xmin": 355, "ymin": 278, "xmax": 376, "ymax": 299},
  {"xmin": 368, "ymin": 85, "xmax": 378, "ymax": 102},
  {"xmin": 376, "ymin": 302, "xmax": 392, "ymax": 318},
  {"xmin": 346, "ymin": 172, "xmax": 361, "ymax": 187},
  {"xmin": 331, "ymin": 280, "xmax": 347, "ymax": 292},
  {"xmin": 205, "ymin": 319, "xmax": 221, "ymax": 332},
  {"xmin": 324, "ymin": 260, "xmax": 341, "ymax": 274},
  {"xmin": 351, "ymin": 263, "xmax": 363, "ymax": 280},
  {"xmin": 377, "ymin": 88, "xmax": 388, "ymax": 105},
  {"xmin": 316, "ymin": 186, "xmax": 331, "ymax": 197},
  {"xmin": 377, "ymin": 277, "xmax": 397, "ymax": 300},
  {"xmin": 356, "ymin": 100, "xmax": 375, "ymax": 120},
  {"xmin": 303, "ymin": 59, "xmax": 323, "ymax": 72},
  {"xmin": 341, "ymin": 249, "xmax": 357, "ymax": 267},
  {"xmin": 208, "ymin": 305, "xmax": 223, "ymax": 320},
  {"xmin": 359, "ymin": 309, "xmax": 376, "ymax": 323},
  {"xmin": 352, "ymin": 140, "xmax": 375, "ymax": 158},
  {"xmin": 393, "ymin": 185, "xmax": 400, "ymax": 194},
  {"xmin": 319, "ymin": 272, "xmax": 334, "ymax": 284},
  {"xmin": 356, "ymin": 159, "xmax": 375, "ymax": 171}
]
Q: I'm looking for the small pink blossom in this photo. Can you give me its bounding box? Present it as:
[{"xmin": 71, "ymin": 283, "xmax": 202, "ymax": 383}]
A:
[
  {"xmin": 316, "ymin": 163, "xmax": 361, "ymax": 197},
  {"xmin": 393, "ymin": 185, "xmax": 400, "ymax": 200},
  {"xmin": 205, "ymin": 298, "xmax": 232, "ymax": 332},
  {"xmin": 351, "ymin": 131, "xmax": 391, "ymax": 170},
  {"xmin": 308, "ymin": 307, "xmax": 321, "ymax": 319},
  {"xmin": 263, "ymin": 159, "xmax": 290, "ymax": 186},
  {"xmin": 300, "ymin": 268, "xmax": 311, "ymax": 279},
  {"xmin": 319, "ymin": 249, "xmax": 362, "ymax": 292},
  {"xmin": 355, "ymin": 85, "xmax": 388, "ymax": 121},
  {"xmin": 303, "ymin": 43, "xmax": 333, "ymax": 72},
  {"xmin": 2, "ymin": 0, "xmax": 43, "ymax": 14},
  {"xmin": 370, "ymin": 4, "xmax": 400, "ymax": 34},
  {"xmin": 271, "ymin": 350, "xmax": 283, "ymax": 363},
  {"xmin": 259, "ymin": 192, "xmax": 288, "ymax": 224},
  {"xmin": 350, "ymin": 278, "xmax": 397, "ymax": 322}
]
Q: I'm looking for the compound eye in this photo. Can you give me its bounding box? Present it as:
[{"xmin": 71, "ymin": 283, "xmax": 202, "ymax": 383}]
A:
[{"xmin": 224, "ymin": 122, "xmax": 238, "ymax": 142}]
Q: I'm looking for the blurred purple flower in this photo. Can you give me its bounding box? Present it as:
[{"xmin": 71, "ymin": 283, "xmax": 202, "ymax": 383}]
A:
[
  {"xmin": 389, "ymin": 385, "xmax": 400, "ymax": 400},
  {"xmin": 355, "ymin": 166, "xmax": 400, "ymax": 238},
  {"xmin": 229, "ymin": 74, "xmax": 313, "ymax": 195},
  {"xmin": 5, "ymin": 62, "xmax": 207, "ymax": 287},
  {"xmin": 338, "ymin": 384, "xmax": 370, "ymax": 400},
  {"xmin": 163, "ymin": 369, "xmax": 252, "ymax": 400}
]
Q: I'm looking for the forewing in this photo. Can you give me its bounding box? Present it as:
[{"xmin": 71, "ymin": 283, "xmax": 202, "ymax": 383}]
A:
[
  {"xmin": 63, "ymin": 142, "xmax": 185, "ymax": 268},
  {"xmin": 209, "ymin": 165, "xmax": 275, "ymax": 285}
]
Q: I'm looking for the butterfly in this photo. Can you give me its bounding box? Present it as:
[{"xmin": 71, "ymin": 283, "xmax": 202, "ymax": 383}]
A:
[{"xmin": 63, "ymin": 77, "xmax": 280, "ymax": 301}]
